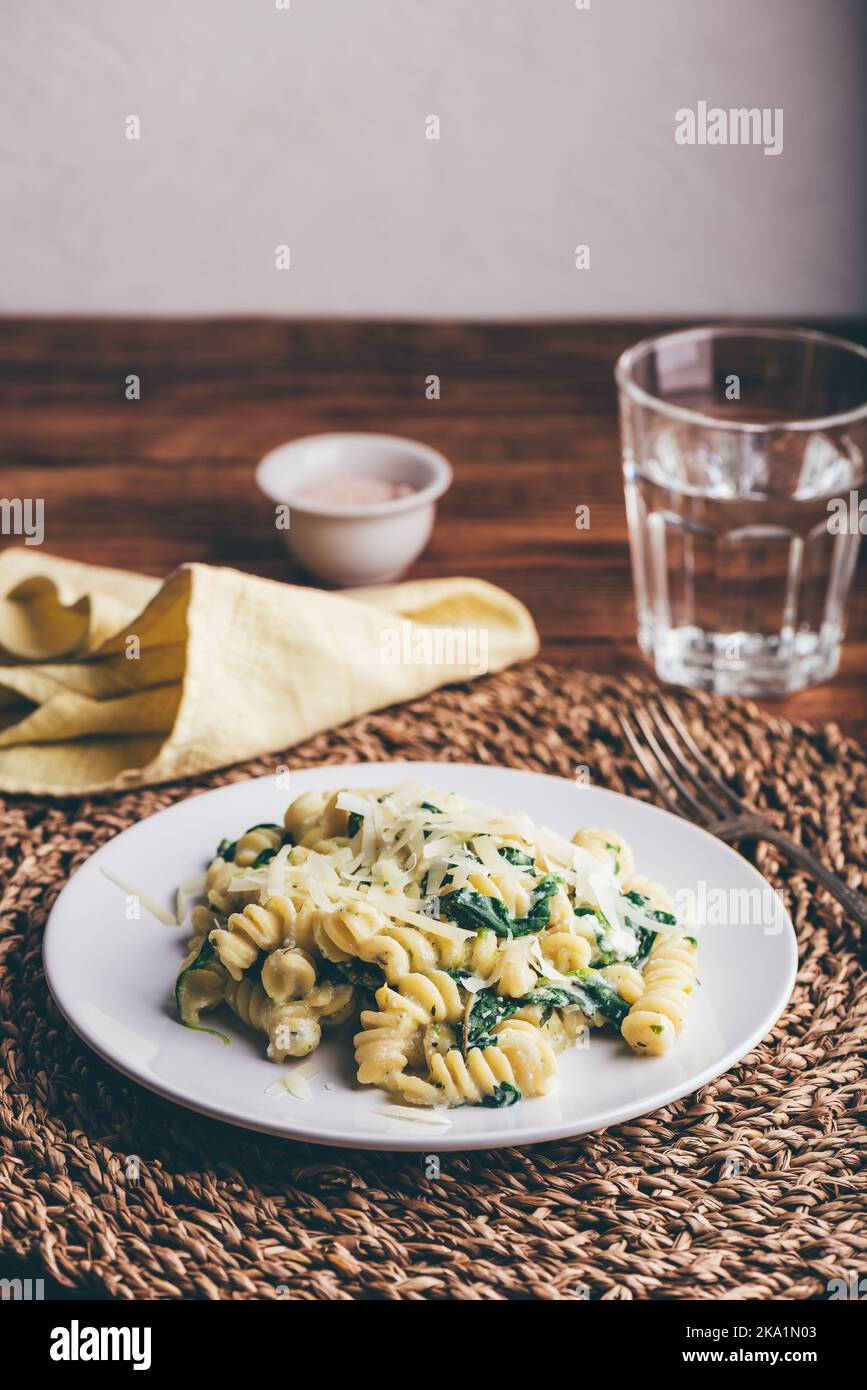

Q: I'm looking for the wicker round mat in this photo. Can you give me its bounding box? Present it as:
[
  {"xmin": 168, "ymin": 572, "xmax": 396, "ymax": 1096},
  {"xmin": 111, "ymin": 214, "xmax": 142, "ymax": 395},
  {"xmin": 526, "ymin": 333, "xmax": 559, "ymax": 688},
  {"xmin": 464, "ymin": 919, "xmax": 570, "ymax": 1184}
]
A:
[{"xmin": 1, "ymin": 662, "xmax": 865, "ymax": 1301}]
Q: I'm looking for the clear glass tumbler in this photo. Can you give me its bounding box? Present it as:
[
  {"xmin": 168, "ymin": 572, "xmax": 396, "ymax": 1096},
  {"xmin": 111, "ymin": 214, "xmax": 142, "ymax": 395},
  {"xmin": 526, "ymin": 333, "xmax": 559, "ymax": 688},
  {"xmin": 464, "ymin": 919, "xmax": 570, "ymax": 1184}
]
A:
[{"xmin": 616, "ymin": 326, "xmax": 867, "ymax": 697}]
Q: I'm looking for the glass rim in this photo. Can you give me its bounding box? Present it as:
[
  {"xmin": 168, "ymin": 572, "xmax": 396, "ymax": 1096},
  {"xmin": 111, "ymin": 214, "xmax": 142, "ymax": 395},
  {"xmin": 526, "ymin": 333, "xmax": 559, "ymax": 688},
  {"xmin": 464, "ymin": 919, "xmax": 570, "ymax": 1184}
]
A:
[{"xmin": 615, "ymin": 324, "xmax": 867, "ymax": 434}]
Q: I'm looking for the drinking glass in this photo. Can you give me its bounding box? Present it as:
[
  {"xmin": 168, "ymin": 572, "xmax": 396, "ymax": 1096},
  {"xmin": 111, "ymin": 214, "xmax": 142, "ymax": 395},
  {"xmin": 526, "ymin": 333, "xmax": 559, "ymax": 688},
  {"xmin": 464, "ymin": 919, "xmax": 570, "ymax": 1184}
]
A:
[{"xmin": 616, "ymin": 326, "xmax": 867, "ymax": 696}]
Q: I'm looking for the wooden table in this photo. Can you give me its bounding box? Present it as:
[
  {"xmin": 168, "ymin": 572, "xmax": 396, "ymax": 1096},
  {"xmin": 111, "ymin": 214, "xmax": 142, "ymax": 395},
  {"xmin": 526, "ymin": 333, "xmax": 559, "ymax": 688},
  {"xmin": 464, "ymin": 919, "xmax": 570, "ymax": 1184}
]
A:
[{"xmin": 2, "ymin": 318, "xmax": 865, "ymax": 739}]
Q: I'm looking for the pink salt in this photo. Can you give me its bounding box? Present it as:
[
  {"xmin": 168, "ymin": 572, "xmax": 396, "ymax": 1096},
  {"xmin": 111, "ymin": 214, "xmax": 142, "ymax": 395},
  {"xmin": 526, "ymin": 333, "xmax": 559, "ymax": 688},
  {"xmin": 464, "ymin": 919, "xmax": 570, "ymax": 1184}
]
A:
[{"xmin": 295, "ymin": 476, "xmax": 415, "ymax": 507}]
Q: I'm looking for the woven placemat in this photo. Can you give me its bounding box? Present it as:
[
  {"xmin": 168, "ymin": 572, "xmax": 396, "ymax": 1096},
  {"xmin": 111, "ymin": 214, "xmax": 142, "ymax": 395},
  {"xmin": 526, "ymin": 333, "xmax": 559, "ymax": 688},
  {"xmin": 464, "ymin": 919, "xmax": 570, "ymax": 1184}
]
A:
[{"xmin": 1, "ymin": 662, "xmax": 865, "ymax": 1301}]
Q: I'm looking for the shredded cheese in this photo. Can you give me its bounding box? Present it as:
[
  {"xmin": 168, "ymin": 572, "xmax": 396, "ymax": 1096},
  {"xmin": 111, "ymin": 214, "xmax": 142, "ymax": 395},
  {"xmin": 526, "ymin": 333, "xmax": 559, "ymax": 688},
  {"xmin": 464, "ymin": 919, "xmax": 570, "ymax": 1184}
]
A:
[
  {"xmin": 265, "ymin": 1061, "xmax": 320, "ymax": 1101},
  {"xmin": 375, "ymin": 1104, "xmax": 451, "ymax": 1126},
  {"xmin": 266, "ymin": 843, "xmax": 292, "ymax": 902},
  {"xmin": 100, "ymin": 867, "xmax": 176, "ymax": 925},
  {"xmin": 335, "ymin": 886, "xmax": 473, "ymax": 941}
]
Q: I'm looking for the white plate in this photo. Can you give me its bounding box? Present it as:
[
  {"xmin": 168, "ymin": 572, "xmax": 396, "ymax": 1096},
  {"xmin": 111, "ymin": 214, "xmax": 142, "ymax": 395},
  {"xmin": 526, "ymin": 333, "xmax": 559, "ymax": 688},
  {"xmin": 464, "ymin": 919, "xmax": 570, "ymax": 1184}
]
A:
[{"xmin": 43, "ymin": 762, "xmax": 798, "ymax": 1151}]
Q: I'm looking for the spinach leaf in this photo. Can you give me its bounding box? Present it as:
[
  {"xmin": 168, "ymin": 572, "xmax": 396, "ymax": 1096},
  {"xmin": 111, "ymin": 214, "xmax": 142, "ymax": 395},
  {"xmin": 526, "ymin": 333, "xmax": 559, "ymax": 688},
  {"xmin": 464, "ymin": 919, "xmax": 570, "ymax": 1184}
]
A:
[
  {"xmin": 319, "ymin": 956, "xmax": 384, "ymax": 992},
  {"xmin": 619, "ymin": 889, "xmax": 673, "ymax": 963},
  {"xmin": 418, "ymin": 800, "xmax": 445, "ymax": 841},
  {"xmin": 536, "ymin": 969, "xmax": 630, "ymax": 1027},
  {"xmin": 623, "ymin": 888, "xmax": 677, "ymax": 928},
  {"xmin": 498, "ymin": 845, "xmax": 535, "ymax": 868},
  {"xmin": 627, "ymin": 925, "xmax": 657, "ymax": 964},
  {"xmin": 440, "ymin": 874, "xmax": 560, "ymax": 941},
  {"xmin": 476, "ymin": 969, "xmax": 627, "ymax": 1029},
  {"xmin": 480, "ymin": 1082, "xmax": 521, "ymax": 1108},
  {"xmin": 175, "ymin": 938, "xmax": 230, "ymax": 1043},
  {"xmin": 573, "ymin": 903, "xmax": 599, "ymax": 921},
  {"xmin": 580, "ymin": 896, "xmax": 658, "ymax": 967},
  {"xmin": 445, "ymin": 966, "xmax": 475, "ymax": 983},
  {"xmin": 511, "ymin": 874, "xmax": 560, "ymax": 937},
  {"xmin": 244, "ymin": 954, "xmax": 265, "ymax": 983},
  {"xmin": 334, "ymin": 958, "xmax": 384, "ymax": 992},
  {"xmin": 575, "ymin": 969, "xmax": 630, "ymax": 1025},
  {"xmin": 464, "ymin": 989, "xmax": 520, "ymax": 1049},
  {"xmin": 518, "ymin": 982, "xmax": 582, "ymax": 1025},
  {"xmin": 462, "ymin": 963, "xmax": 629, "ymax": 1059},
  {"xmin": 439, "ymin": 887, "xmax": 514, "ymax": 937}
]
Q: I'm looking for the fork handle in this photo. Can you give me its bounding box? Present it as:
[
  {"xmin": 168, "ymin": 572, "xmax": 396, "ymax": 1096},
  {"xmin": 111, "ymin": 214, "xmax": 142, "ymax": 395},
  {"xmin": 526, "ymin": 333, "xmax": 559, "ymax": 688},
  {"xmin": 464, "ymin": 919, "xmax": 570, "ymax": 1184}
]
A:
[{"xmin": 742, "ymin": 823, "xmax": 867, "ymax": 929}]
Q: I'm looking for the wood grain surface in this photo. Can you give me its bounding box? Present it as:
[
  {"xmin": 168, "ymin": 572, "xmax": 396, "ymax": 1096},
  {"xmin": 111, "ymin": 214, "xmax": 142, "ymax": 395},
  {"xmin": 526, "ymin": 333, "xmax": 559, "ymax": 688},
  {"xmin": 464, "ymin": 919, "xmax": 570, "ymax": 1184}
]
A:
[{"xmin": 1, "ymin": 317, "xmax": 864, "ymax": 739}]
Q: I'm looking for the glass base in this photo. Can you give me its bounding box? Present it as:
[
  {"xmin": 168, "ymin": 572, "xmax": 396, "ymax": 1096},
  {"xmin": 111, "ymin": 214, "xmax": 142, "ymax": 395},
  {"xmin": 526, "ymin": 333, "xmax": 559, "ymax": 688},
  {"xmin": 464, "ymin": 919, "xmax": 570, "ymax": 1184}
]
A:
[{"xmin": 639, "ymin": 625, "xmax": 842, "ymax": 698}]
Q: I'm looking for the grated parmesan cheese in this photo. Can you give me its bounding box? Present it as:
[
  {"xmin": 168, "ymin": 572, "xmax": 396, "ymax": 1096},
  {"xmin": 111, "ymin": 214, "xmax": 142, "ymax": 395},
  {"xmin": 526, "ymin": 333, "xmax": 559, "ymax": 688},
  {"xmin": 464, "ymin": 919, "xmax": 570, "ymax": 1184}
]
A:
[
  {"xmin": 265, "ymin": 1061, "xmax": 320, "ymax": 1101},
  {"xmin": 334, "ymin": 885, "xmax": 473, "ymax": 941},
  {"xmin": 266, "ymin": 843, "xmax": 292, "ymax": 902},
  {"xmin": 100, "ymin": 867, "xmax": 176, "ymax": 925},
  {"xmin": 375, "ymin": 1104, "xmax": 451, "ymax": 1126}
]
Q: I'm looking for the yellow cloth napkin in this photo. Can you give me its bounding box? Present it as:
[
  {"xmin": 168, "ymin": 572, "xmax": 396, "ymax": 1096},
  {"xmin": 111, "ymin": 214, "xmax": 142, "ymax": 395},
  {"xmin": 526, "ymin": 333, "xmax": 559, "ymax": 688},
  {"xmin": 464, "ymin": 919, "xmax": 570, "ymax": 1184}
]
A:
[{"xmin": 0, "ymin": 549, "xmax": 539, "ymax": 796}]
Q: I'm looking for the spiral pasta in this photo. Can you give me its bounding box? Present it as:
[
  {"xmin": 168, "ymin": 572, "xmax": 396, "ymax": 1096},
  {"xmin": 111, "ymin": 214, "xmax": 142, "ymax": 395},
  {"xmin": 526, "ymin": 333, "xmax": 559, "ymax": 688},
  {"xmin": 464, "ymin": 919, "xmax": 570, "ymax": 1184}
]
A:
[
  {"xmin": 234, "ymin": 823, "xmax": 283, "ymax": 868},
  {"xmin": 223, "ymin": 975, "xmax": 320, "ymax": 1060},
  {"xmin": 541, "ymin": 929, "xmax": 593, "ymax": 974},
  {"xmin": 283, "ymin": 790, "xmax": 330, "ymax": 844},
  {"xmin": 283, "ymin": 790, "xmax": 355, "ymax": 848},
  {"xmin": 621, "ymin": 934, "xmax": 698, "ymax": 1055},
  {"xmin": 224, "ymin": 974, "xmax": 355, "ymax": 1061},
  {"xmin": 571, "ymin": 827, "xmax": 636, "ymax": 879},
  {"xmin": 205, "ymin": 857, "xmax": 246, "ymax": 914},
  {"xmin": 375, "ymin": 975, "xmax": 464, "ymax": 1026},
  {"xmin": 261, "ymin": 947, "xmax": 317, "ymax": 1002},
  {"xmin": 600, "ymin": 962, "xmax": 646, "ymax": 1004},
  {"xmin": 357, "ymin": 923, "xmax": 439, "ymax": 981},
  {"xmin": 494, "ymin": 939, "xmax": 541, "ymax": 998},
  {"xmin": 353, "ymin": 1004, "xmax": 419, "ymax": 1087},
  {"xmin": 314, "ymin": 902, "xmax": 465, "ymax": 979},
  {"xmin": 467, "ymin": 927, "xmax": 499, "ymax": 978},
  {"xmin": 394, "ymin": 1020, "xmax": 557, "ymax": 1107},
  {"xmin": 511, "ymin": 1003, "xmax": 588, "ymax": 1053},
  {"xmin": 174, "ymin": 785, "xmax": 699, "ymax": 1108},
  {"xmin": 210, "ymin": 895, "xmax": 296, "ymax": 979},
  {"xmin": 312, "ymin": 901, "xmax": 389, "ymax": 962},
  {"xmin": 176, "ymin": 929, "xmax": 229, "ymax": 1028}
]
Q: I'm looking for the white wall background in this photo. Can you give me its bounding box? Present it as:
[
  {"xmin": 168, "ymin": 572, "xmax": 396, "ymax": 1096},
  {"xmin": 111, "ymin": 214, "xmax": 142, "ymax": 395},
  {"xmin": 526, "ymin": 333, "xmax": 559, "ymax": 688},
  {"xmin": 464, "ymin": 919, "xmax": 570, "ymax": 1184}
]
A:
[{"xmin": 2, "ymin": 0, "xmax": 865, "ymax": 318}]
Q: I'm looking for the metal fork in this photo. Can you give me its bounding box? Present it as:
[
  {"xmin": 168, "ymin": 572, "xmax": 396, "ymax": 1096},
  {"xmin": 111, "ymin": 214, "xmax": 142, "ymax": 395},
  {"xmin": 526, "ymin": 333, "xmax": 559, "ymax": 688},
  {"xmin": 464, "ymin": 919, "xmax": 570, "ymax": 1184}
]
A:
[{"xmin": 618, "ymin": 695, "xmax": 867, "ymax": 929}]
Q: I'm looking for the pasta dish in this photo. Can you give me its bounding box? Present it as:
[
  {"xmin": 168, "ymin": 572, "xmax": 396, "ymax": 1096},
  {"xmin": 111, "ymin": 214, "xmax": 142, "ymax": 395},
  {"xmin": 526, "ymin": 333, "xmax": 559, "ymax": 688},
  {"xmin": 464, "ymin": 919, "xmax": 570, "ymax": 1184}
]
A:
[{"xmin": 174, "ymin": 784, "xmax": 698, "ymax": 1109}]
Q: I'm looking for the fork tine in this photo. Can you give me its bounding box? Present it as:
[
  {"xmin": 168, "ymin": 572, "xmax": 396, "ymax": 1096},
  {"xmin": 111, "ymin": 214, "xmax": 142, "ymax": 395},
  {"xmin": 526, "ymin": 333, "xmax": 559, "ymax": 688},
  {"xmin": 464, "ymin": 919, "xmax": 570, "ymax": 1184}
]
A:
[
  {"xmin": 644, "ymin": 701, "xmax": 730, "ymax": 820},
  {"xmin": 617, "ymin": 710, "xmax": 701, "ymax": 821},
  {"xmin": 655, "ymin": 694, "xmax": 746, "ymax": 814},
  {"xmin": 630, "ymin": 705, "xmax": 716, "ymax": 824},
  {"xmin": 617, "ymin": 711, "xmax": 682, "ymax": 816}
]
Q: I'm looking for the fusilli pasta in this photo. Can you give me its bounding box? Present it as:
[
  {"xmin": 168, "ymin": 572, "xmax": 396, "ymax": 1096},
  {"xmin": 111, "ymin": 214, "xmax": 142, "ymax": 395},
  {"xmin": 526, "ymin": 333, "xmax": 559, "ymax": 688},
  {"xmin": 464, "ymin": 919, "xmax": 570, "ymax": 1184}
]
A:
[
  {"xmin": 174, "ymin": 783, "xmax": 699, "ymax": 1108},
  {"xmin": 621, "ymin": 933, "xmax": 697, "ymax": 1055}
]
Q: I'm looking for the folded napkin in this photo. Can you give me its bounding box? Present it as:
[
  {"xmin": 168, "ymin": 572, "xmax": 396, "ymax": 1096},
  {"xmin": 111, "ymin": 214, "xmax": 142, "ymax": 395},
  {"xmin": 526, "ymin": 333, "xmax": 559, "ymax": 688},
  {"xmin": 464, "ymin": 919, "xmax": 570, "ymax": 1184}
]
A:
[{"xmin": 0, "ymin": 549, "xmax": 539, "ymax": 796}]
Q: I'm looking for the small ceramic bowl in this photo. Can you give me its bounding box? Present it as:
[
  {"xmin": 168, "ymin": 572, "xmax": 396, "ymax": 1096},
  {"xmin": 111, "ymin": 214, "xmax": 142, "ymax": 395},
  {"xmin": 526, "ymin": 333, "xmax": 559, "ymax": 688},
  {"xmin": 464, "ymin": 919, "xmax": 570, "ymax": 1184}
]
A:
[{"xmin": 255, "ymin": 432, "xmax": 453, "ymax": 586}]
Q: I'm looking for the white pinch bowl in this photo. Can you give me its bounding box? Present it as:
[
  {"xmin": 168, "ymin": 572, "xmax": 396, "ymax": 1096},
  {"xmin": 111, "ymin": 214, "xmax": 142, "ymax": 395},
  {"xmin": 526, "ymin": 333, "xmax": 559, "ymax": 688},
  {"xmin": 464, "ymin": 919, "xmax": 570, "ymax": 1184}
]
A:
[{"xmin": 255, "ymin": 432, "xmax": 453, "ymax": 586}]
